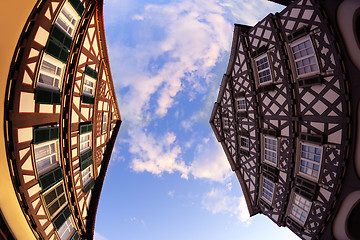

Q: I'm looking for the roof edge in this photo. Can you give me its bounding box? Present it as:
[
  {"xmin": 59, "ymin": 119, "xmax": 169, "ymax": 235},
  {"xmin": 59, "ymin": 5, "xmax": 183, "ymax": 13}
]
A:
[{"xmin": 85, "ymin": 119, "xmax": 121, "ymax": 239}]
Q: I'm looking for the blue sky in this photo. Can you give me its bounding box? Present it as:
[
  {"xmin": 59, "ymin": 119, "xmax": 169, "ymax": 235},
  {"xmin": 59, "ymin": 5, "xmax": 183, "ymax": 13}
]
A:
[{"xmin": 95, "ymin": 0, "xmax": 299, "ymax": 239}]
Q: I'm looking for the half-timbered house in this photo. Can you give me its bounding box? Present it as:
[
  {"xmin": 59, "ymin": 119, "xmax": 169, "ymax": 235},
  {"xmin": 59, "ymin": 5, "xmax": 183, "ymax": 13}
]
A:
[
  {"xmin": 210, "ymin": 0, "xmax": 360, "ymax": 239},
  {"xmin": 1, "ymin": 0, "xmax": 121, "ymax": 239}
]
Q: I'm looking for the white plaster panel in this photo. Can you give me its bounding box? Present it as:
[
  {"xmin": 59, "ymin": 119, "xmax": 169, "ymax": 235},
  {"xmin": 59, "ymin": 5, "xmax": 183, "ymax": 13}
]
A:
[
  {"xmin": 34, "ymin": 26, "xmax": 49, "ymax": 47},
  {"xmin": 27, "ymin": 184, "xmax": 41, "ymax": 198},
  {"xmin": 72, "ymin": 109, "xmax": 79, "ymax": 123},
  {"xmin": 328, "ymin": 129, "xmax": 342, "ymax": 145},
  {"xmin": 31, "ymin": 198, "xmax": 40, "ymax": 209},
  {"xmin": 19, "ymin": 92, "xmax": 35, "ymax": 113},
  {"xmin": 81, "ymin": 107, "xmax": 89, "ymax": 120},
  {"xmin": 44, "ymin": 221, "xmax": 53, "ymax": 235},
  {"xmin": 39, "ymin": 104, "xmax": 53, "ymax": 114},
  {"xmin": 22, "ymin": 70, "xmax": 33, "ymax": 85},
  {"xmin": 18, "ymin": 127, "xmax": 33, "ymax": 143},
  {"xmin": 23, "ymin": 175, "xmax": 35, "ymax": 184}
]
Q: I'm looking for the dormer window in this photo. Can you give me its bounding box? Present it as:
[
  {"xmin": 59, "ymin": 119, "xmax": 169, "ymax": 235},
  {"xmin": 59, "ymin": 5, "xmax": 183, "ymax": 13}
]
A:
[
  {"xmin": 240, "ymin": 136, "xmax": 249, "ymax": 151},
  {"xmin": 42, "ymin": 181, "xmax": 67, "ymax": 219},
  {"xmin": 261, "ymin": 177, "xmax": 275, "ymax": 204},
  {"xmin": 81, "ymin": 165, "xmax": 93, "ymax": 186},
  {"xmin": 55, "ymin": 1, "xmax": 80, "ymax": 37},
  {"xmin": 37, "ymin": 54, "xmax": 65, "ymax": 91},
  {"xmin": 222, "ymin": 117, "xmax": 230, "ymax": 130},
  {"xmin": 236, "ymin": 97, "xmax": 246, "ymax": 112},
  {"xmin": 263, "ymin": 136, "xmax": 278, "ymax": 166},
  {"xmin": 298, "ymin": 142, "xmax": 322, "ymax": 181},
  {"xmin": 255, "ymin": 53, "xmax": 272, "ymax": 85},
  {"xmin": 290, "ymin": 36, "xmax": 319, "ymax": 78},
  {"xmin": 289, "ymin": 193, "xmax": 312, "ymax": 226}
]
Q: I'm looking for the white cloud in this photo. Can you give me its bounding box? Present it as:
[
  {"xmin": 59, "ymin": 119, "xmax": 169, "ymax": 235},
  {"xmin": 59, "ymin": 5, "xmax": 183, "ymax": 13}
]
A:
[
  {"xmin": 129, "ymin": 130, "xmax": 233, "ymax": 183},
  {"xmin": 109, "ymin": 0, "xmax": 232, "ymax": 125},
  {"xmin": 221, "ymin": 0, "xmax": 284, "ymax": 26},
  {"xmin": 168, "ymin": 190, "xmax": 175, "ymax": 198},
  {"xmin": 125, "ymin": 217, "xmax": 146, "ymax": 226},
  {"xmin": 202, "ymin": 186, "xmax": 251, "ymax": 225},
  {"xmin": 190, "ymin": 136, "xmax": 232, "ymax": 182},
  {"xmin": 94, "ymin": 231, "xmax": 109, "ymax": 240},
  {"xmin": 128, "ymin": 129, "xmax": 190, "ymax": 179}
]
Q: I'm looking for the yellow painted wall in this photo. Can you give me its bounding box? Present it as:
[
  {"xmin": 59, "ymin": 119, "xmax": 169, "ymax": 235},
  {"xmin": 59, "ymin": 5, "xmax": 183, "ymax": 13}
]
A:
[{"xmin": 0, "ymin": 1, "xmax": 38, "ymax": 239}]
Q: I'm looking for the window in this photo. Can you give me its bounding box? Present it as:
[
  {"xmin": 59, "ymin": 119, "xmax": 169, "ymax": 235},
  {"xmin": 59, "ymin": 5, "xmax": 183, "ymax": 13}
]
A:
[
  {"xmin": 240, "ymin": 136, "xmax": 249, "ymax": 150},
  {"xmin": 34, "ymin": 140, "xmax": 59, "ymax": 176},
  {"xmin": 290, "ymin": 193, "xmax": 312, "ymax": 225},
  {"xmin": 80, "ymin": 132, "xmax": 92, "ymax": 153},
  {"xmin": 236, "ymin": 97, "xmax": 246, "ymax": 112},
  {"xmin": 82, "ymin": 75, "xmax": 96, "ymax": 96},
  {"xmin": 255, "ymin": 54, "xmax": 272, "ymax": 85},
  {"xmin": 290, "ymin": 36, "xmax": 319, "ymax": 77},
  {"xmin": 43, "ymin": 182, "xmax": 67, "ymax": 218},
  {"xmin": 299, "ymin": 142, "xmax": 322, "ymax": 180},
  {"xmin": 81, "ymin": 165, "xmax": 93, "ymax": 186},
  {"xmin": 223, "ymin": 117, "xmax": 229, "ymax": 130},
  {"xmin": 55, "ymin": 2, "xmax": 79, "ymax": 37},
  {"xmin": 264, "ymin": 136, "xmax": 277, "ymax": 165},
  {"xmin": 37, "ymin": 54, "xmax": 65, "ymax": 91},
  {"xmin": 102, "ymin": 112, "xmax": 108, "ymax": 134},
  {"xmin": 57, "ymin": 215, "xmax": 75, "ymax": 240},
  {"xmin": 262, "ymin": 177, "xmax": 275, "ymax": 203}
]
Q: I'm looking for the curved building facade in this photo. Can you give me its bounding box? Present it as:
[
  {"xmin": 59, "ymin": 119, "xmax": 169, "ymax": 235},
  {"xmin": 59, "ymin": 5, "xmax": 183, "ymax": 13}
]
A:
[
  {"xmin": 210, "ymin": 0, "xmax": 360, "ymax": 239},
  {"xmin": 1, "ymin": 0, "xmax": 121, "ymax": 239}
]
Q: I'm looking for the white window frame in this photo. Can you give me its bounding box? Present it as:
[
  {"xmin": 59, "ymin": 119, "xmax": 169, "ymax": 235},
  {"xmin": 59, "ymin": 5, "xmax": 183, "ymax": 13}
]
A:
[
  {"xmin": 57, "ymin": 215, "xmax": 76, "ymax": 240},
  {"xmin": 289, "ymin": 35, "xmax": 320, "ymax": 78},
  {"xmin": 222, "ymin": 117, "xmax": 230, "ymax": 130},
  {"xmin": 254, "ymin": 53, "xmax": 273, "ymax": 86},
  {"xmin": 82, "ymin": 75, "xmax": 96, "ymax": 97},
  {"xmin": 81, "ymin": 165, "xmax": 93, "ymax": 186},
  {"xmin": 240, "ymin": 136, "xmax": 250, "ymax": 151},
  {"xmin": 289, "ymin": 193, "xmax": 312, "ymax": 226},
  {"xmin": 79, "ymin": 132, "xmax": 92, "ymax": 153},
  {"xmin": 37, "ymin": 54, "xmax": 65, "ymax": 91},
  {"xmin": 42, "ymin": 181, "xmax": 67, "ymax": 219},
  {"xmin": 263, "ymin": 135, "xmax": 278, "ymax": 166},
  {"xmin": 298, "ymin": 141, "xmax": 323, "ymax": 181},
  {"xmin": 236, "ymin": 97, "xmax": 246, "ymax": 112},
  {"xmin": 33, "ymin": 140, "xmax": 60, "ymax": 176},
  {"xmin": 261, "ymin": 176, "xmax": 275, "ymax": 204},
  {"xmin": 55, "ymin": 1, "xmax": 80, "ymax": 37},
  {"xmin": 102, "ymin": 112, "xmax": 108, "ymax": 134}
]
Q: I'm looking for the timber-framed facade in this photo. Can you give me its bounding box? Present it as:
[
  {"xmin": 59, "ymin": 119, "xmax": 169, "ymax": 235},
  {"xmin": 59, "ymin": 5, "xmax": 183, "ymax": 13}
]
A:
[
  {"xmin": 2, "ymin": 0, "xmax": 121, "ymax": 239},
  {"xmin": 210, "ymin": 0, "xmax": 360, "ymax": 239}
]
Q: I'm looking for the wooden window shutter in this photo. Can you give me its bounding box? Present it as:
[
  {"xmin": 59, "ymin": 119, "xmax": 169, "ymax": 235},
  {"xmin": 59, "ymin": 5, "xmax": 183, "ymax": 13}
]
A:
[
  {"xmin": 79, "ymin": 124, "xmax": 93, "ymax": 134},
  {"xmin": 294, "ymin": 186, "xmax": 315, "ymax": 201},
  {"xmin": 85, "ymin": 66, "xmax": 98, "ymax": 79},
  {"xmin": 286, "ymin": 217, "xmax": 303, "ymax": 232},
  {"xmin": 49, "ymin": 25, "xmax": 72, "ymax": 50},
  {"xmin": 262, "ymin": 163, "xmax": 279, "ymax": 182},
  {"xmin": 45, "ymin": 39, "xmax": 69, "ymax": 63},
  {"xmin": 35, "ymin": 88, "xmax": 61, "ymax": 105},
  {"xmin": 33, "ymin": 126, "xmax": 59, "ymax": 144},
  {"xmin": 81, "ymin": 95, "xmax": 95, "ymax": 104},
  {"xmin": 53, "ymin": 205, "xmax": 71, "ymax": 230},
  {"xmin": 295, "ymin": 176, "xmax": 318, "ymax": 193},
  {"xmin": 299, "ymin": 133, "xmax": 324, "ymax": 144},
  {"xmin": 68, "ymin": 0, "xmax": 85, "ymax": 16},
  {"xmin": 83, "ymin": 178, "xmax": 95, "ymax": 194},
  {"xmin": 80, "ymin": 149, "xmax": 93, "ymax": 170},
  {"xmin": 39, "ymin": 166, "xmax": 63, "ymax": 191}
]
